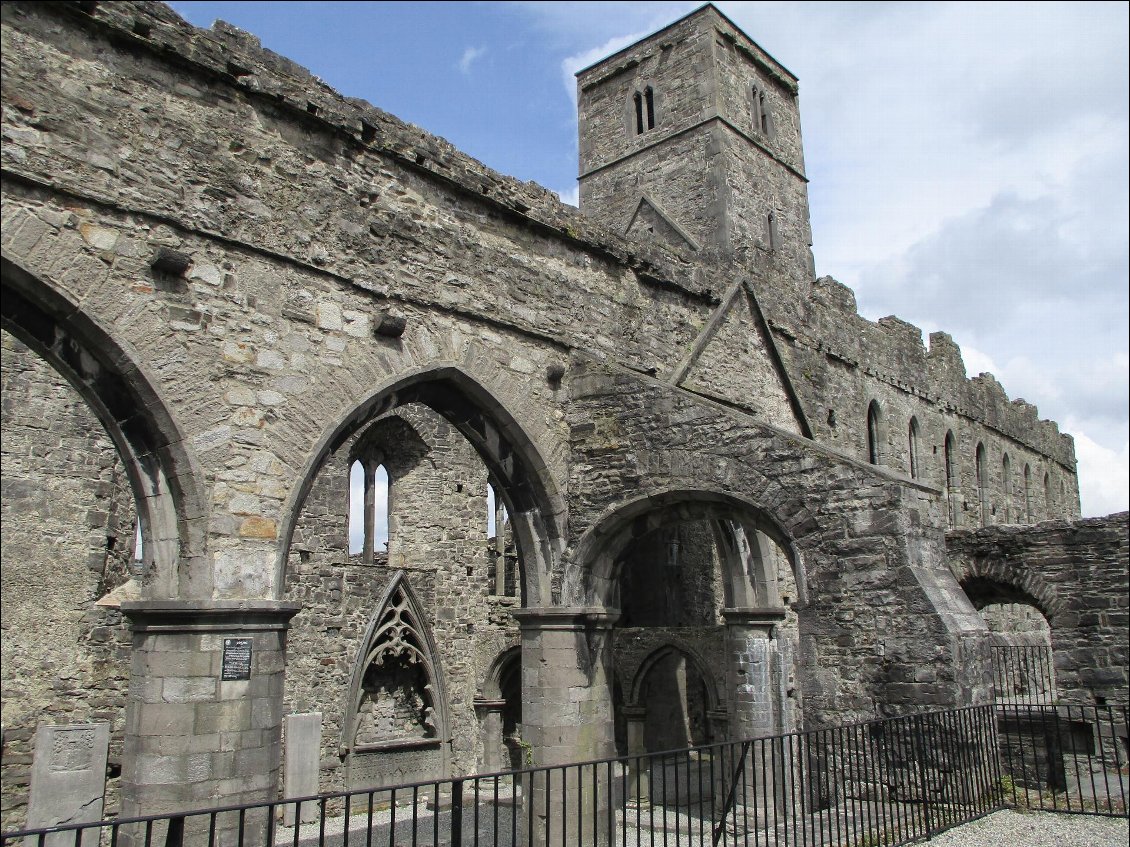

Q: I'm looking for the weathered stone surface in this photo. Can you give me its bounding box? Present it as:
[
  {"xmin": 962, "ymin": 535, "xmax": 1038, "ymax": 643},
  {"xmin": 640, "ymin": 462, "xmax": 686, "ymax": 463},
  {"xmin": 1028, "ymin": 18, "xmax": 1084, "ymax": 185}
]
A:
[
  {"xmin": 0, "ymin": 0, "xmax": 1121, "ymax": 828},
  {"xmin": 25, "ymin": 723, "xmax": 110, "ymax": 846}
]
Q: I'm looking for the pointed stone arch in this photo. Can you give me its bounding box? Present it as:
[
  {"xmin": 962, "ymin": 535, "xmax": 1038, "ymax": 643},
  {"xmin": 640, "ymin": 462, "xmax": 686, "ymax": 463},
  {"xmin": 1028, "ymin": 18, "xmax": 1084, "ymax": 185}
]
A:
[
  {"xmin": 279, "ymin": 365, "xmax": 565, "ymax": 606},
  {"xmin": 1, "ymin": 253, "xmax": 208, "ymax": 598},
  {"xmin": 624, "ymin": 195, "xmax": 701, "ymax": 252},
  {"xmin": 342, "ymin": 571, "xmax": 451, "ymax": 787}
]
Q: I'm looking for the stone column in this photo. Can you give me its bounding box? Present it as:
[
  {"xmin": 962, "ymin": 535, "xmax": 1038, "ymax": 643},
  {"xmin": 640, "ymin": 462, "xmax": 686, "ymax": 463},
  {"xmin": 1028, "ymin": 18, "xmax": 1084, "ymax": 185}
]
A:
[
  {"xmin": 620, "ymin": 705, "xmax": 649, "ymax": 805},
  {"xmin": 119, "ymin": 600, "xmax": 300, "ymax": 844},
  {"xmin": 473, "ymin": 698, "xmax": 507, "ymax": 773},
  {"xmin": 512, "ymin": 607, "xmax": 618, "ymax": 846},
  {"xmin": 722, "ymin": 607, "xmax": 787, "ymax": 832}
]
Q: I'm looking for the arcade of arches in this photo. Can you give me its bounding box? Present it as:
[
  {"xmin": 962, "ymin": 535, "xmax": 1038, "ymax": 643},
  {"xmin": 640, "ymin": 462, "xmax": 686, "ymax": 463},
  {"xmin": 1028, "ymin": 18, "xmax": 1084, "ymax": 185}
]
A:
[{"xmin": 1, "ymin": 1, "xmax": 1125, "ymax": 830}]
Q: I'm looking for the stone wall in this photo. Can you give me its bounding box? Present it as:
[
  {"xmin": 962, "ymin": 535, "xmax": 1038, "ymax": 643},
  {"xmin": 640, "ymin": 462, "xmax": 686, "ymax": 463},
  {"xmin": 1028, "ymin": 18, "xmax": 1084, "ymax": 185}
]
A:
[
  {"xmin": 946, "ymin": 513, "xmax": 1130, "ymax": 705},
  {"xmin": 0, "ymin": 332, "xmax": 134, "ymax": 829},
  {"xmin": 282, "ymin": 405, "xmax": 520, "ymax": 793}
]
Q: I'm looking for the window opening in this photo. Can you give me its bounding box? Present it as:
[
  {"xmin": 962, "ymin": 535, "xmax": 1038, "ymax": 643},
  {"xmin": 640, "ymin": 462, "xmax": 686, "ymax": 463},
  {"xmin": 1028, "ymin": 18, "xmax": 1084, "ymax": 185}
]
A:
[
  {"xmin": 866, "ymin": 401, "xmax": 881, "ymax": 465},
  {"xmin": 633, "ymin": 91, "xmax": 644, "ymax": 135},
  {"xmin": 373, "ymin": 464, "xmax": 390, "ymax": 555},
  {"xmin": 132, "ymin": 520, "xmax": 143, "ymax": 562},
  {"xmin": 944, "ymin": 431, "xmax": 957, "ymax": 528},
  {"xmin": 349, "ymin": 459, "xmax": 365, "ymax": 555},
  {"xmin": 975, "ymin": 443, "xmax": 988, "ymax": 526},
  {"xmin": 1024, "ymin": 464, "xmax": 1032, "ymax": 523},
  {"xmin": 1002, "ymin": 454, "xmax": 1011, "ymax": 523},
  {"xmin": 908, "ymin": 417, "xmax": 921, "ymax": 479},
  {"xmin": 644, "ymin": 86, "xmax": 656, "ymax": 130},
  {"xmin": 767, "ymin": 211, "xmax": 779, "ymax": 251},
  {"xmin": 1043, "ymin": 472, "xmax": 1051, "ymax": 518},
  {"xmin": 752, "ymin": 85, "xmax": 770, "ymax": 135}
]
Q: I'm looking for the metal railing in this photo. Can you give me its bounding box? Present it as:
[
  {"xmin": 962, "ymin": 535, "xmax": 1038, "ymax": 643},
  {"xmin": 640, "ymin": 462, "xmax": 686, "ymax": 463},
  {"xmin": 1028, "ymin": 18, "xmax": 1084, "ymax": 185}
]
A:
[
  {"xmin": 991, "ymin": 645, "xmax": 1055, "ymax": 706},
  {"xmin": 996, "ymin": 702, "xmax": 1128, "ymax": 815},
  {"xmin": 3, "ymin": 703, "xmax": 1126, "ymax": 847}
]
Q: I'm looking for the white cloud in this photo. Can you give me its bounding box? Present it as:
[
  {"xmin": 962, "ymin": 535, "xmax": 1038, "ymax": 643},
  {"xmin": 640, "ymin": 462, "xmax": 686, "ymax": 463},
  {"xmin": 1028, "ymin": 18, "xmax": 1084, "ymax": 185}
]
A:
[
  {"xmin": 459, "ymin": 45, "xmax": 487, "ymax": 75},
  {"xmin": 560, "ymin": 29, "xmax": 653, "ymax": 106},
  {"xmin": 1068, "ymin": 426, "xmax": 1130, "ymax": 518}
]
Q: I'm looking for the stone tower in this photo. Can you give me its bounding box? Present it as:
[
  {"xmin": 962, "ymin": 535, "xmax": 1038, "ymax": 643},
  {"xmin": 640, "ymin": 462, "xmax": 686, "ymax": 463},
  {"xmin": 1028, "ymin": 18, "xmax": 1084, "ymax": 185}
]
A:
[{"xmin": 577, "ymin": 4, "xmax": 815, "ymax": 284}]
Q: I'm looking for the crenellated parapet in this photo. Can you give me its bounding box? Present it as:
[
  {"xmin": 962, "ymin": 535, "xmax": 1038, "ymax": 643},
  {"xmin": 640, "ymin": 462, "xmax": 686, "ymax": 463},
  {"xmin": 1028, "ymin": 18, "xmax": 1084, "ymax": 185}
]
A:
[{"xmin": 759, "ymin": 273, "xmax": 1079, "ymax": 525}]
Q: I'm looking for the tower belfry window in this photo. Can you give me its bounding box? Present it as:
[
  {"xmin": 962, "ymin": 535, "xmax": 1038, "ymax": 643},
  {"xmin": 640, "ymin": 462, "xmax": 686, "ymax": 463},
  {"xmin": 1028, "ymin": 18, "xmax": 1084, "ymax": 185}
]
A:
[
  {"xmin": 752, "ymin": 85, "xmax": 770, "ymax": 135},
  {"xmin": 632, "ymin": 87, "xmax": 657, "ymax": 135},
  {"xmin": 644, "ymin": 86, "xmax": 656, "ymax": 130},
  {"xmin": 633, "ymin": 91, "xmax": 644, "ymax": 135}
]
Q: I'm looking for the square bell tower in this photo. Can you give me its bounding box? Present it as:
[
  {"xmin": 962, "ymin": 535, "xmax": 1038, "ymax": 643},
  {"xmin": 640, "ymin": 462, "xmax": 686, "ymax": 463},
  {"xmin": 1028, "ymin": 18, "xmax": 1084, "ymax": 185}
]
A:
[{"xmin": 576, "ymin": 4, "xmax": 815, "ymax": 284}]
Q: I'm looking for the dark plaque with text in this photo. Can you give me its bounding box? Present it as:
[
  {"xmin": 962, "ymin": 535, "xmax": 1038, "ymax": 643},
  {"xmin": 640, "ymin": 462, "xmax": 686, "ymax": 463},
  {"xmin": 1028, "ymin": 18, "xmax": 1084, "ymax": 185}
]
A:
[{"xmin": 221, "ymin": 638, "xmax": 253, "ymax": 681}]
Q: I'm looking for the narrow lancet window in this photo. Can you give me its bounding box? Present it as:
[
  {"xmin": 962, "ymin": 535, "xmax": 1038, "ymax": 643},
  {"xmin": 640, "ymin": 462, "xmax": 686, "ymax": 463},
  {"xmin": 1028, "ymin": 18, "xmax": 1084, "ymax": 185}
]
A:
[
  {"xmin": 373, "ymin": 464, "xmax": 390, "ymax": 555},
  {"xmin": 1024, "ymin": 464, "xmax": 1033, "ymax": 523},
  {"xmin": 349, "ymin": 459, "xmax": 365, "ymax": 555},
  {"xmin": 975, "ymin": 443, "xmax": 988, "ymax": 526},
  {"xmin": 866, "ymin": 401, "xmax": 882, "ymax": 465},
  {"xmin": 1001, "ymin": 454, "xmax": 1012, "ymax": 523},
  {"xmin": 908, "ymin": 417, "xmax": 921, "ymax": 479},
  {"xmin": 633, "ymin": 91, "xmax": 644, "ymax": 135},
  {"xmin": 644, "ymin": 86, "xmax": 656, "ymax": 130},
  {"xmin": 944, "ymin": 431, "xmax": 957, "ymax": 528}
]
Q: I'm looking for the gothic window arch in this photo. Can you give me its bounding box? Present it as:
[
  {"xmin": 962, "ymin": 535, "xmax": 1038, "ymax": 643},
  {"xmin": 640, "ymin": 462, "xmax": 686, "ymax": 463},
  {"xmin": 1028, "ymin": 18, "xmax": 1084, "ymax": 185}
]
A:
[
  {"xmin": 751, "ymin": 84, "xmax": 770, "ymax": 135},
  {"xmin": 631, "ymin": 85, "xmax": 657, "ymax": 135},
  {"xmin": 1024, "ymin": 464, "xmax": 1033, "ymax": 523},
  {"xmin": 866, "ymin": 400, "xmax": 883, "ymax": 465},
  {"xmin": 344, "ymin": 572, "xmax": 449, "ymax": 770},
  {"xmin": 1043, "ymin": 471, "xmax": 1051, "ymax": 519},
  {"xmin": 975, "ymin": 442, "xmax": 989, "ymax": 526},
  {"xmin": 1001, "ymin": 453, "xmax": 1011, "ymax": 523},
  {"xmin": 349, "ymin": 458, "xmax": 391, "ymax": 560},
  {"xmin": 944, "ymin": 431, "xmax": 958, "ymax": 528},
  {"xmin": 908, "ymin": 417, "xmax": 921, "ymax": 479}
]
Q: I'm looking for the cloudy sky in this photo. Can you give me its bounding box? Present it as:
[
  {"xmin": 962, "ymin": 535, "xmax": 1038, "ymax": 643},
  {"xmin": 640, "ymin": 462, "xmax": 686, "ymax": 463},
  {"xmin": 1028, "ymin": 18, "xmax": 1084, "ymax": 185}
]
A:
[{"xmin": 170, "ymin": 1, "xmax": 1128, "ymax": 518}]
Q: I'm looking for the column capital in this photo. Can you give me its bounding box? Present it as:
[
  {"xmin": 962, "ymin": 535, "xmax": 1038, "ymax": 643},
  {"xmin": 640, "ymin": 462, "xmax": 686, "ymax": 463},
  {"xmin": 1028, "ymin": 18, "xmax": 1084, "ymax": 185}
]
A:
[
  {"xmin": 121, "ymin": 599, "xmax": 301, "ymax": 632},
  {"xmin": 510, "ymin": 606, "xmax": 619, "ymax": 630}
]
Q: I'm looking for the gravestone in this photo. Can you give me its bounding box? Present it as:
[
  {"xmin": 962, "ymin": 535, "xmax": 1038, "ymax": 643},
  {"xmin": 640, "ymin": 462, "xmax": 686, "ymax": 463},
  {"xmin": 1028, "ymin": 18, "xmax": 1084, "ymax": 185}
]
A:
[
  {"xmin": 25, "ymin": 723, "xmax": 110, "ymax": 847},
  {"xmin": 283, "ymin": 713, "xmax": 322, "ymax": 826}
]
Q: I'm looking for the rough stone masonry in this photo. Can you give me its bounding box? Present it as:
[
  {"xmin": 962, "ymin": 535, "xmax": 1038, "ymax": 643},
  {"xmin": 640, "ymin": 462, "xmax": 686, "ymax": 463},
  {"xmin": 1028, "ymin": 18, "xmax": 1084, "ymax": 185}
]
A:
[{"xmin": 1, "ymin": 0, "xmax": 1126, "ymax": 829}]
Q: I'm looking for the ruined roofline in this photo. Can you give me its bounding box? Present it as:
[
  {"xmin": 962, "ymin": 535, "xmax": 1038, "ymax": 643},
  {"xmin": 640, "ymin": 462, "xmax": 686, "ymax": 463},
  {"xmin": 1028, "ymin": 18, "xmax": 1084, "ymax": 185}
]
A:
[
  {"xmin": 768, "ymin": 275, "xmax": 1077, "ymax": 470},
  {"xmin": 573, "ymin": 3, "xmax": 798, "ymax": 85},
  {"xmin": 36, "ymin": 1, "xmax": 715, "ymax": 304}
]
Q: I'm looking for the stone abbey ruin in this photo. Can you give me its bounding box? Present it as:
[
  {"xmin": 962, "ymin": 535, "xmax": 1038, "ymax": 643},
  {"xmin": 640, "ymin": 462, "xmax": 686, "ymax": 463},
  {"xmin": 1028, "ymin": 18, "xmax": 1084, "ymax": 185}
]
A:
[{"xmin": 1, "ymin": 0, "xmax": 1127, "ymax": 830}]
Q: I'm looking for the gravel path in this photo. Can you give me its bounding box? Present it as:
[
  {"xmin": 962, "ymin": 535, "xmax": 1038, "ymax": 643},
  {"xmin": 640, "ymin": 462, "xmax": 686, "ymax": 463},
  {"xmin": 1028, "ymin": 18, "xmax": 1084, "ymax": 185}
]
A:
[{"xmin": 928, "ymin": 810, "xmax": 1128, "ymax": 847}]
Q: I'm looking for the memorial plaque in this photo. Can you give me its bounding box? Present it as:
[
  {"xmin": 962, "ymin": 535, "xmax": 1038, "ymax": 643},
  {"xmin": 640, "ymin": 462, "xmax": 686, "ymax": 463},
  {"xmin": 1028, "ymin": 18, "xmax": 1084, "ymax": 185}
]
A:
[{"xmin": 221, "ymin": 637, "xmax": 253, "ymax": 680}]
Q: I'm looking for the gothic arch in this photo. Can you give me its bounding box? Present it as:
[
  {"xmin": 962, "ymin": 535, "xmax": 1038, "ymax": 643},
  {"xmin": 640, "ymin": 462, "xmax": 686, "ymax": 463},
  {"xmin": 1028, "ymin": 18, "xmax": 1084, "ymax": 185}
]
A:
[
  {"xmin": 279, "ymin": 365, "xmax": 565, "ymax": 605},
  {"xmin": 568, "ymin": 488, "xmax": 807, "ymax": 611},
  {"xmin": 627, "ymin": 643, "xmax": 722, "ymax": 711},
  {"xmin": 1, "ymin": 254, "xmax": 208, "ymax": 598},
  {"xmin": 342, "ymin": 571, "xmax": 450, "ymax": 757}
]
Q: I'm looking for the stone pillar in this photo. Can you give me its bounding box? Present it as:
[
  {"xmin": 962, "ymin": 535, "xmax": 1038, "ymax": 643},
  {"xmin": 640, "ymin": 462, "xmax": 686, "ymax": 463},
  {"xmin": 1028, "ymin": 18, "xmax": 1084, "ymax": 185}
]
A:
[
  {"xmin": 119, "ymin": 600, "xmax": 300, "ymax": 844},
  {"xmin": 621, "ymin": 706, "xmax": 649, "ymax": 805},
  {"xmin": 512, "ymin": 607, "xmax": 618, "ymax": 846},
  {"xmin": 723, "ymin": 607, "xmax": 787, "ymax": 831},
  {"xmin": 474, "ymin": 698, "xmax": 507, "ymax": 773}
]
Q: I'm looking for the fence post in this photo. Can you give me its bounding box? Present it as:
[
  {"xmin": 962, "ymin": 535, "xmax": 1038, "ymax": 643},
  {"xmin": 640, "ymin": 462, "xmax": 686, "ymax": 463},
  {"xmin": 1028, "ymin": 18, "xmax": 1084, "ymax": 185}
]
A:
[
  {"xmin": 913, "ymin": 713, "xmax": 933, "ymax": 839},
  {"xmin": 451, "ymin": 778, "xmax": 464, "ymax": 846}
]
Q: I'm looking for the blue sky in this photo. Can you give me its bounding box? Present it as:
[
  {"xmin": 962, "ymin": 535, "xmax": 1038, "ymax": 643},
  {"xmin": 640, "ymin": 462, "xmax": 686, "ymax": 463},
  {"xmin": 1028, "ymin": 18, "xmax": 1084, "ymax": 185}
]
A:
[{"xmin": 170, "ymin": 1, "xmax": 1129, "ymax": 518}]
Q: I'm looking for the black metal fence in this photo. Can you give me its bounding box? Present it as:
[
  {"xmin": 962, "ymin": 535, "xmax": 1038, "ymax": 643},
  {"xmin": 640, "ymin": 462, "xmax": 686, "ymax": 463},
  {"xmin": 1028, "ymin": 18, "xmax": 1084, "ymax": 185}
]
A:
[
  {"xmin": 991, "ymin": 645, "xmax": 1055, "ymax": 706},
  {"xmin": 4, "ymin": 703, "xmax": 1126, "ymax": 847}
]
